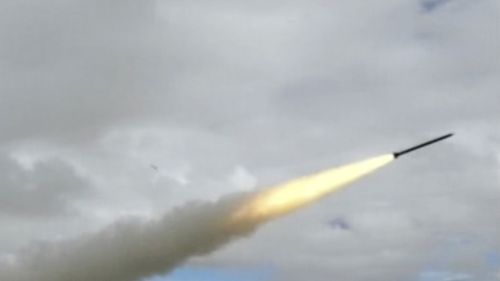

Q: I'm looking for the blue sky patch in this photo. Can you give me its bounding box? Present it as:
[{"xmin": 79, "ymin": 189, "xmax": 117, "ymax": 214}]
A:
[{"xmin": 146, "ymin": 265, "xmax": 274, "ymax": 281}]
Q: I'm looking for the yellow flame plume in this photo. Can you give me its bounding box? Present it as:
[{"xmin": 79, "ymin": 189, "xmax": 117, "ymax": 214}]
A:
[{"xmin": 228, "ymin": 154, "xmax": 394, "ymax": 226}]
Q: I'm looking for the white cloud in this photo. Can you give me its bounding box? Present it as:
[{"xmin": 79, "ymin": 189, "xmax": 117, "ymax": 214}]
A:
[
  {"xmin": 228, "ymin": 166, "xmax": 257, "ymax": 191},
  {"xmin": 0, "ymin": 0, "xmax": 499, "ymax": 280}
]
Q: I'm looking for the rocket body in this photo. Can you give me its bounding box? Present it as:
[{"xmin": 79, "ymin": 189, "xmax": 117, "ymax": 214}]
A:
[{"xmin": 393, "ymin": 133, "xmax": 453, "ymax": 158}]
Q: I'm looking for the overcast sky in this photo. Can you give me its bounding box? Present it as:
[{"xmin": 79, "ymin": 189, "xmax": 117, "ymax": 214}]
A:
[{"xmin": 0, "ymin": 0, "xmax": 499, "ymax": 280}]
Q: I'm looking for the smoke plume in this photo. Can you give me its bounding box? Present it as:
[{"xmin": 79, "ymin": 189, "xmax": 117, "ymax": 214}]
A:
[
  {"xmin": 0, "ymin": 155, "xmax": 393, "ymax": 281},
  {"xmin": 0, "ymin": 194, "xmax": 255, "ymax": 281}
]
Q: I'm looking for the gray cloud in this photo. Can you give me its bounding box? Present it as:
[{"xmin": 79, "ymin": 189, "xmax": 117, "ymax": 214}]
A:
[
  {"xmin": 0, "ymin": 152, "xmax": 90, "ymax": 217},
  {"xmin": 0, "ymin": 0, "xmax": 498, "ymax": 280},
  {"xmin": 420, "ymin": 0, "xmax": 454, "ymax": 13},
  {"xmin": 0, "ymin": 0, "xmax": 169, "ymax": 142}
]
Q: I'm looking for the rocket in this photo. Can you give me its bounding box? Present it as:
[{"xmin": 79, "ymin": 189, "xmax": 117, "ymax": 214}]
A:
[{"xmin": 393, "ymin": 133, "xmax": 454, "ymax": 158}]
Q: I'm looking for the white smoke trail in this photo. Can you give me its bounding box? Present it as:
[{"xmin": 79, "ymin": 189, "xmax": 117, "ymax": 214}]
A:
[{"xmin": 0, "ymin": 155, "xmax": 393, "ymax": 281}]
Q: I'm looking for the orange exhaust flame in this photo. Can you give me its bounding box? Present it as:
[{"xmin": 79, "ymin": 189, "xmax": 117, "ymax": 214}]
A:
[{"xmin": 228, "ymin": 154, "xmax": 394, "ymax": 226}]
